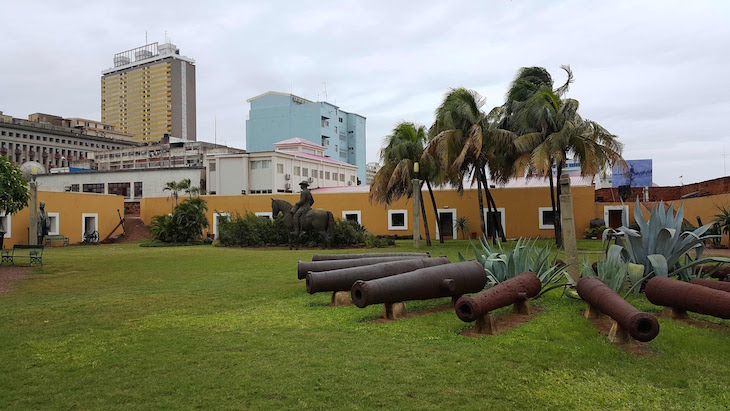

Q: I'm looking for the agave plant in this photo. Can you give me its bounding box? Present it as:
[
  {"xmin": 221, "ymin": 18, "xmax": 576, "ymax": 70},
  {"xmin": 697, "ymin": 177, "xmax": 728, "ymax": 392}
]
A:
[
  {"xmin": 603, "ymin": 198, "xmax": 730, "ymax": 281},
  {"xmin": 460, "ymin": 237, "xmax": 565, "ymax": 288},
  {"xmin": 580, "ymin": 244, "xmax": 646, "ymax": 294}
]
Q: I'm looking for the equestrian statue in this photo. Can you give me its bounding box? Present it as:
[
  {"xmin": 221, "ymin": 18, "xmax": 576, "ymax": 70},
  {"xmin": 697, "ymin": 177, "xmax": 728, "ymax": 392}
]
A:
[{"xmin": 271, "ymin": 181, "xmax": 335, "ymax": 249}]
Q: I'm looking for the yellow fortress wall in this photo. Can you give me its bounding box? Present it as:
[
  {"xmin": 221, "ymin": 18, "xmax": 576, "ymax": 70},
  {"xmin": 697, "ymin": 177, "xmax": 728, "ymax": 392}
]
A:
[
  {"xmin": 3, "ymin": 191, "xmax": 125, "ymax": 247},
  {"xmin": 141, "ymin": 185, "xmax": 597, "ymax": 240}
]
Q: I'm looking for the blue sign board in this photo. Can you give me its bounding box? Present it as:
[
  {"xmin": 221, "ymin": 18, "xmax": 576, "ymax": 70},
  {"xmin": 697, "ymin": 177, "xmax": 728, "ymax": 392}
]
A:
[{"xmin": 612, "ymin": 159, "xmax": 652, "ymax": 187}]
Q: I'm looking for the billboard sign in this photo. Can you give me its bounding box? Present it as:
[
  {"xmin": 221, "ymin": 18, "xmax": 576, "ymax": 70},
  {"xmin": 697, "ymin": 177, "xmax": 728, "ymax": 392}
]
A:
[{"xmin": 612, "ymin": 159, "xmax": 652, "ymax": 187}]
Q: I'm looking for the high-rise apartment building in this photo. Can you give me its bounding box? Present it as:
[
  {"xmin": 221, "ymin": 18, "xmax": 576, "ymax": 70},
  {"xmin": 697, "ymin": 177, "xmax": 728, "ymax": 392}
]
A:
[
  {"xmin": 101, "ymin": 41, "xmax": 196, "ymax": 143},
  {"xmin": 245, "ymin": 91, "xmax": 366, "ymax": 183}
]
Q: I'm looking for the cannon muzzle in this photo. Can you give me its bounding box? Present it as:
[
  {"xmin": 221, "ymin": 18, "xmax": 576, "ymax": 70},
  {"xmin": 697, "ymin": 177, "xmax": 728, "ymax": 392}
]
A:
[
  {"xmin": 350, "ymin": 261, "xmax": 486, "ymax": 308},
  {"xmin": 306, "ymin": 257, "xmax": 450, "ymax": 294},
  {"xmin": 646, "ymin": 276, "xmax": 730, "ymax": 319},
  {"xmin": 455, "ymin": 272, "xmax": 542, "ymax": 322},
  {"xmin": 577, "ymin": 277, "xmax": 659, "ymax": 342}
]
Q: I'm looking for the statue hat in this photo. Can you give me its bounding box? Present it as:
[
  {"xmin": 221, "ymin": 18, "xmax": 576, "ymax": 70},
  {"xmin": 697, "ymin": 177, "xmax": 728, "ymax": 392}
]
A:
[{"xmin": 299, "ymin": 180, "xmax": 309, "ymax": 187}]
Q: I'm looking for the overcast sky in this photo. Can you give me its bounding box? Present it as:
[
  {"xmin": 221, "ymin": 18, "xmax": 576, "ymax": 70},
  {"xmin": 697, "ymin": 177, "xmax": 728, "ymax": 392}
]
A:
[{"xmin": 1, "ymin": 0, "xmax": 728, "ymax": 186}]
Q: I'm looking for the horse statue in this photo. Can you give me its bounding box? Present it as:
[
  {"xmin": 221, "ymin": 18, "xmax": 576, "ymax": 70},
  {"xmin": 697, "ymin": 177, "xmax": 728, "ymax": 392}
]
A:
[{"xmin": 271, "ymin": 198, "xmax": 335, "ymax": 249}]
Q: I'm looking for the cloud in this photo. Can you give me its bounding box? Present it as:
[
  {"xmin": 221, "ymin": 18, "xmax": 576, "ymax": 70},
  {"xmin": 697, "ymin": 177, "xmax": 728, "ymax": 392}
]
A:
[{"xmin": 1, "ymin": 0, "xmax": 729, "ymax": 186}]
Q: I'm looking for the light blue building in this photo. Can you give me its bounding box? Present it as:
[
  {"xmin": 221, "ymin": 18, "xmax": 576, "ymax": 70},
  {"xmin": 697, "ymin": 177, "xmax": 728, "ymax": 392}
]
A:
[{"xmin": 245, "ymin": 91, "xmax": 367, "ymax": 183}]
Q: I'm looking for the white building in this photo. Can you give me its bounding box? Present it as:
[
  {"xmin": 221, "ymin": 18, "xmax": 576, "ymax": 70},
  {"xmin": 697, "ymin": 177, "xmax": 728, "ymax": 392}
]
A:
[
  {"xmin": 206, "ymin": 138, "xmax": 359, "ymax": 195},
  {"xmin": 35, "ymin": 167, "xmax": 204, "ymax": 202},
  {"xmin": 366, "ymin": 162, "xmax": 381, "ymax": 185}
]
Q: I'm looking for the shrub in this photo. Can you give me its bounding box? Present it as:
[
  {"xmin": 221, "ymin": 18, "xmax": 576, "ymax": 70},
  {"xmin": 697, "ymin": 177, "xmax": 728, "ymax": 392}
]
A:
[
  {"xmin": 150, "ymin": 198, "xmax": 209, "ymax": 243},
  {"xmin": 218, "ymin": 212, "xmax": 286, "ymax": 247},
  {"xmin": 365, "ymin": 235, "xmax": 396, "ymax": 248},
  {"xmin": 584, "ymin": 225, "xmax": 607, "ymax": 239}
]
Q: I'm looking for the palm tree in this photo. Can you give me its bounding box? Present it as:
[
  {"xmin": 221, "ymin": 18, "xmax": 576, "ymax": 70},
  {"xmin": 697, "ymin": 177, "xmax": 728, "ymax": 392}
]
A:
[
  {"xmin": 163, "ymin": 181, "xmax": 181, "ymax": 212},
  {"xmin": 427, "ymin": 88, "xmax": 514, "ymax": 242},
  {"xmin": 714, "ymin": 205, "xmax": 730, "ymax": 246},
  {"xmin": 506, "ymin": 66, "xmax": 625, "ymax": 246},
  {"xmin": 369, "ymin": 122, "xmax": 433, "ymax": 245}
]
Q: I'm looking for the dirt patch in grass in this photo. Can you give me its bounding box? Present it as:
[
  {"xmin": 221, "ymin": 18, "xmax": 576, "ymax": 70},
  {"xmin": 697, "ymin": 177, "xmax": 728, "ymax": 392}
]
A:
[
  {"xmin": 0, "ymin": 266, "xmax": 41, "ymax": 294},
  {"xmin": 583, "ymin": 311, "xmax": 656, "ymax": 357},
  {"xmin": 668, "ymin": 316, "xmax": 730, "ymax": 333},
  {"xmin": 371, "ymin": 303, "xmax": 456, "ymax": 323},
  {"xmin": 459, "ymin": 305, "xmax": 545, "ymax": 337}
]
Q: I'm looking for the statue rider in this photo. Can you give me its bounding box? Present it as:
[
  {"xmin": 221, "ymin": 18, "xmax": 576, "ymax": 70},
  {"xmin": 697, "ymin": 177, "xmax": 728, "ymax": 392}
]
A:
[
  {"xmin": 37, "ymin": 202, "xmax": 50, "ymax": 245},
  {"xmin": 290, "ymin": 180, "xmax": 314, "ymax": 236}
]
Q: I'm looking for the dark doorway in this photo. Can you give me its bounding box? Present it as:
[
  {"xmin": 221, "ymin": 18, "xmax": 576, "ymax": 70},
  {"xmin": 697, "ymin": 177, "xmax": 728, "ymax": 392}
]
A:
[
  {"xmin": 439, "ymin": 211, "xmax": 454, "ymax": 240},
  {"xmin": 608, "ymin": 209, "xmax": 623, "ymax": 228}
]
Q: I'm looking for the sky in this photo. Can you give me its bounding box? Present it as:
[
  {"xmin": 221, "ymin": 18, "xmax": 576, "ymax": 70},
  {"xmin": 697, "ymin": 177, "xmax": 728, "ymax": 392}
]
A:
[{"xmin": 1, "ymin": 0, "xmax": 729, "ymax": 186}]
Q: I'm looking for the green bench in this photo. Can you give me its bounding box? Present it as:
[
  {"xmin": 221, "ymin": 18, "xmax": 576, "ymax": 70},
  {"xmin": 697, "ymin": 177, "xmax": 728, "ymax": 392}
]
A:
[
  {"xmin": 45, "ymin": 234, "xmax": 69, "ymax": 246},
  {"xmin": 1, "ymin": 245, "xmax": 44, "ymax": 266}
]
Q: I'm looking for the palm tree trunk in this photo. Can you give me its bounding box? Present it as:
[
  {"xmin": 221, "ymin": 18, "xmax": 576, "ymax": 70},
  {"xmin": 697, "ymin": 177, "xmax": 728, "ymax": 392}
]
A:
[
  {"xmin": 481, "ymin": 169, "xmax": 505, "ymax": 242},
  {"xmin": 425, "ymin": 180, "xmax": 443, "ymax": 243},
  {"xmin": 555, "ymin": 160, "xmax": 564, "ymax": 248},
  {"xmin": 478, "ymin": 169, "xmax": 496, "ymax": 244},
  {"xmin": 476, "ymin": 169, "xmax": 487, "ymax": 240},
  {"xmin": 548, "ymin": 162, "xmax": 559, "ymax": 247},
  {"xmin": 419, "ymin": 182, "xmax": 431, "ymax": 246}
]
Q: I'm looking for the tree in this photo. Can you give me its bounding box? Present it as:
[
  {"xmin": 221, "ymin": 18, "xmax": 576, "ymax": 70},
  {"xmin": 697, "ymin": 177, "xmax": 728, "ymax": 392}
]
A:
[
  {"xmin": 369, "ymin": 122, "xmax": 434, "ymax": 245},
  {"xmin": 164, "ymin": 179, "xmax": 196, "ymax": 211},
  {"xmin": 150, "ymin": 197, "xmax": 209, "ymax": 243},
  {"xmin": 0, "ymin": 157, "xmax": 29, "ymax": 223},
  {"xmin": 506, "ymin": 66, "xmax": 625, "ymax": 246},
  {"xmin": 714, "ymin": 205, "xmax": 730, "ymax": 246},
  {"xmin": 427, "ymin": 88, "xmax": 514, "ymax": 243}
]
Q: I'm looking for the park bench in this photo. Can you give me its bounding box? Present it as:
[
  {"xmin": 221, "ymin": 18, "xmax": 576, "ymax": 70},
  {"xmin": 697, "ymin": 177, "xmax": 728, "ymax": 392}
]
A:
[
  {"xmin": 1, "ymin": 245, "xmax": 44, "ymax": 266},
  {"xmin": 45, "ymin": 234, "xmax": 69, "ymax": 246}
]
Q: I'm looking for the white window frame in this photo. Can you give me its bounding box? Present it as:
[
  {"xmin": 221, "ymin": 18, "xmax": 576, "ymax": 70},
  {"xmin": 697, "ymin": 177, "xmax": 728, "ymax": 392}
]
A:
[
  {"xmin": 47, "ymin": 212, "xmax": 60, "ymax": 235},
  {"xmin": 483, "ymin": 207, "xmax": 506, "ymax": 238},
  {"xmin": 213, "ymin": 212, "xmax": 231, "ymax": 238},
  {"xmin": 342, "ymin": 210, "xmax": 362, "ymax": 225},
  {"xmin": 435, "ymin": 208, "xmax": 457, "ymax": 239},
  {"xmin": 255, "ymin": 211, "xmax": 273, "ymax": 220},
  {"xmin": 604, "ymin": 205, "xmax": 629, "ymax": 228},
  {"xmin": 1, "ymin": 213, "xmax": 11, "ymax": 238},
  {"xmin": 538, "ymin": 207, "xmax": 555, "ymax": 229},
  {"xmin": 82, "ymin": 213, "xmax": 99, "ymax": 241},
  {"xmin": 388, "ymin": 209, "xmax": 408, "ymax": 231}
]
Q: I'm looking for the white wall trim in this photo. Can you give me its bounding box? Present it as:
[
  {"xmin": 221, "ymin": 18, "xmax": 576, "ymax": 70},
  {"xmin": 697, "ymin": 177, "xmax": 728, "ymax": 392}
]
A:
[
  {"xmin": 255, "ymin": 211, "xmax": 273, "ymax": 220},
  {"xmin": 1, "ymin": 213, "xmax": 10, "ymax": 238},
  {"xmin": 538, "ymin": 207, "xmax": 555, "ymax": 230},
  {"xmin": 47, "ymin": 212, "xmax": 60, "ymax": 235},
  {"xmin": 387, "ymin": 209, "xmax": 408, "ymax": 231},
  {"xmin": 213, "ymin": 212, "xmax": 231, "ymax": 238},
  {"xmin": 342, "ymin": 210, "xmax": 362, "ymax": 224},
  {"xmin": 483, "ymin": 207, "xmax": 506, "ymax": 238},
  {"xmin": 82, "ymin": 213, "xmax": 99, "ymax": 242},
  {"xmin": 604, "ymin": 205, "xmax": 629, "ymax": 228},
  {"xmin": 435, "ymin": 208, "xmax": 457, "ymax": 239}
]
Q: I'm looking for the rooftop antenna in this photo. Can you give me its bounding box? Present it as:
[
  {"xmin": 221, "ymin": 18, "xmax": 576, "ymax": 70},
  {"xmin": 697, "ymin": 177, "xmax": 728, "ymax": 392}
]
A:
[
  {"xmin": 723, "ymin": 145, "xmax": 728, "ymax": 176},
  {"xmin": 145, "ymin": 30, "xmax": 148, "ymax": 45},
  {"xmin": 323, "ymin": 82, "xmax": 328, "ymax": 102},
  {"xmin": 214, "ymin": 115, "xmax": 217, "ymax": 146},
  {"xmin": 165, "ymin": 30, "xmax": 168, "ymax": 43}
]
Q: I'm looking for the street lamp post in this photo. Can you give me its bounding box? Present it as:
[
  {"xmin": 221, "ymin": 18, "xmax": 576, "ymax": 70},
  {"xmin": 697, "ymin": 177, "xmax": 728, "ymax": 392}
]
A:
[{"xmin": 412, "ymin": 162, "xmax": 421, "ymax": 249}]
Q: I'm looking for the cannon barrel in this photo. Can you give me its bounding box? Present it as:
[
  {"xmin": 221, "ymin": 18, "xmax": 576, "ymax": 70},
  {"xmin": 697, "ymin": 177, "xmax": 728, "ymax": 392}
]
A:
[
  {"xmin": 646, "ymin": 276, "xmax": 730, "ymax": 319},
  {"xmin": 350, "ymin": 261, "xmax": 487, "ymax": 308},
  {"xmin": 577, "ymin": 277, "xmax": 660, "ymax": 342},
  {"xmin": 297, "ymin": 256, "xmax": 428, "ymax": 280},
  {"xmin": 312, "ymin": 252, "xmax": 430, "ymax": 261},
  {"xmin": 689, "ymin": 278, "xmax": 730, "ymax": 293},
  {"xmin": 695, "ymin": 265, "xmax": 730, "ymax": 280},
  {"xmin": 455, "ymin": 273, "xmax": 542, "ymax": 322},
  {"xmin": 306, "ymin": 257, "xmax": 451, "ymax": 294}
]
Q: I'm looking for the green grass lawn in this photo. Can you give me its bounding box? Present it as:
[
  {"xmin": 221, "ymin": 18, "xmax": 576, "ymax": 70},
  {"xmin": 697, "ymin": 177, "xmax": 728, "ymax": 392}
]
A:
[{"xmin": 1, "ymin": 240, "xmax": 729, "ymax": 410}]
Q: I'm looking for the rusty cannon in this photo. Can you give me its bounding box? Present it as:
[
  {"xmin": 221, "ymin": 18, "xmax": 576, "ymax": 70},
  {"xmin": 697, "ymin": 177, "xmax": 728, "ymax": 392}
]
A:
[
  {"xmin": 306, "ymin": 257, "xmax": 451, "ymax": 294},
  {"xmin": 454, "ymin": 272, "xmax": 541, "ymax": 323},
  {"xmin": 689, "ymin": 278, "xmax": 730, "ymax": 293},
  {"xmin": 297, "ymin": 256, "xmax": 430, "ymax": 280},
  {"xmin": 577, "ymin": 277, "xmax": 660, "ymax": 343},
  {"xmin": 646, "ymin": 276, "xmax": 730, "ymax": 319},
  {"xmin": 695, "ymin": 265, "xmax": 730, "ymax": 281},
  {"xmin": 350, "ymin": 261, "xmax": 487, "ymax": 317},
  {"xmin": 311, "ymin": 252, "xmax": 430, "ymax": 261}
]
